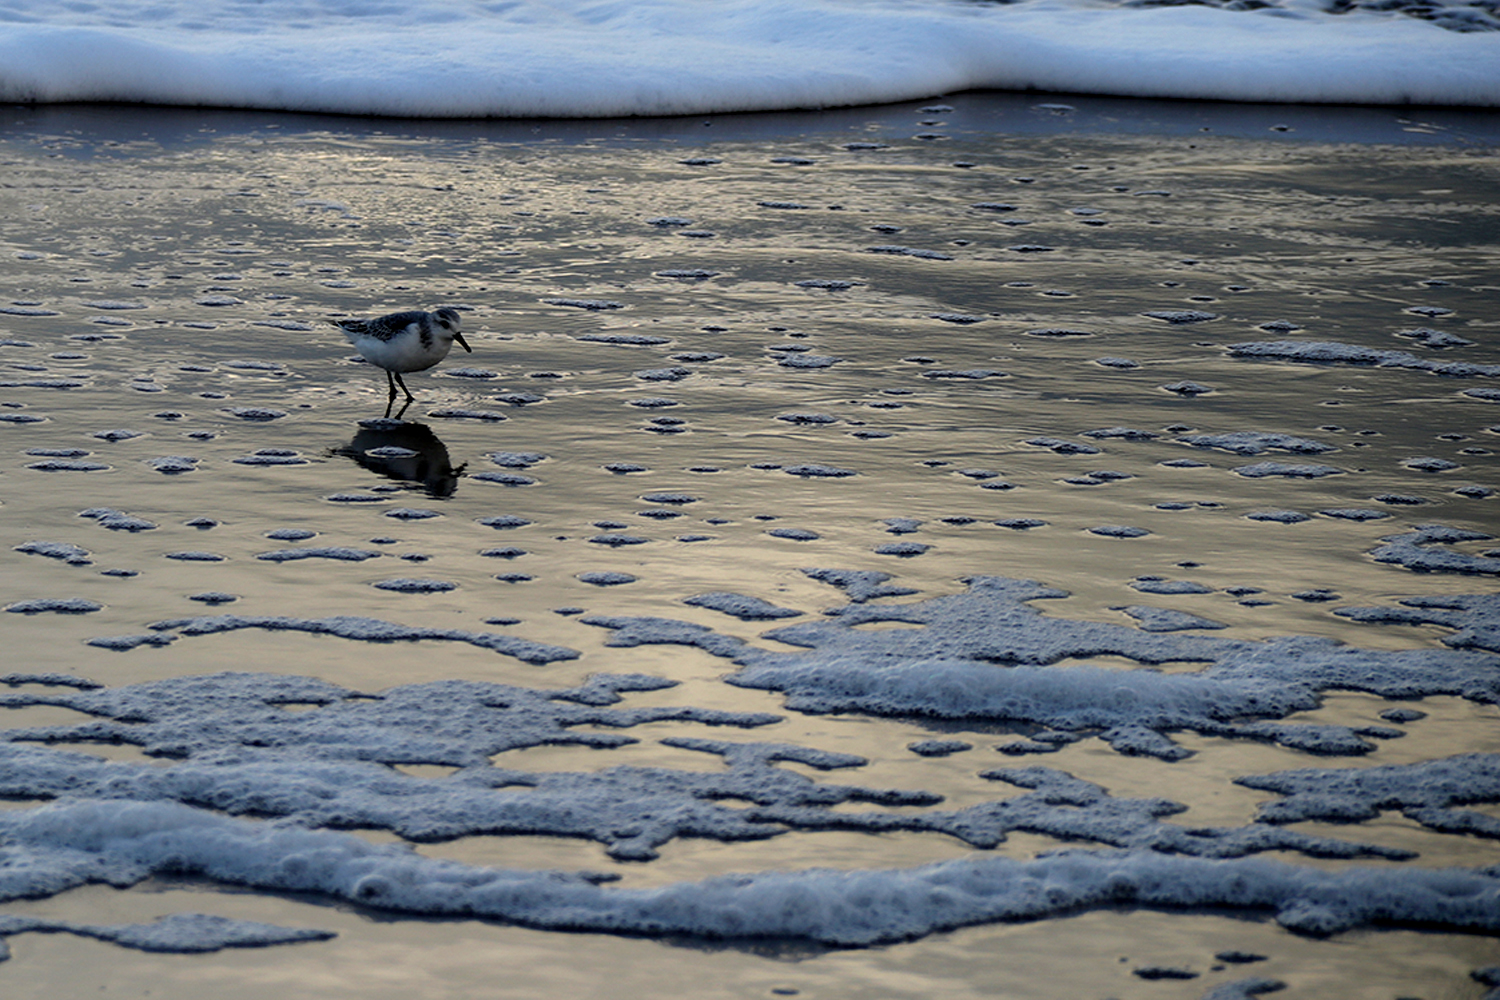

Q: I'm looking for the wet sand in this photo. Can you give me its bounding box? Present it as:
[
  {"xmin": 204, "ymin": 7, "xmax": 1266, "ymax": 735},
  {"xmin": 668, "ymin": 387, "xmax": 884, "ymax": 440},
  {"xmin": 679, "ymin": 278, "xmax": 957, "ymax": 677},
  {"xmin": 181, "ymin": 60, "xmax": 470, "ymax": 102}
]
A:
[{"xmin": 0, "ymin": 91, "xmax": 1497, "ymax": 998}]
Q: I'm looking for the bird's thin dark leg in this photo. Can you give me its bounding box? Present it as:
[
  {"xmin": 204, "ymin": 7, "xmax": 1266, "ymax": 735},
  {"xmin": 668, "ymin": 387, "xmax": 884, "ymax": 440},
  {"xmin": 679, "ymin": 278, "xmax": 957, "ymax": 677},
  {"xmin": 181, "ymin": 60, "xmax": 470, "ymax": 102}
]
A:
[
  {"xmin": 391, "ymin": 372, "xmax": 414, "ymax": 420},
  {"xmin": 384, "ymin": 371, "xmax": 398, "ymax": 418}
]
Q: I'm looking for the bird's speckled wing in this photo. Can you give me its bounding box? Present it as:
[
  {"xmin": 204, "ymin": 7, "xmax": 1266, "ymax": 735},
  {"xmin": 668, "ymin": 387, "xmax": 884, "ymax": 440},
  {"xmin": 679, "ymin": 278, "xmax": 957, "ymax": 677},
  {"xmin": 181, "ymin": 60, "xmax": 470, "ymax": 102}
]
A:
[{"xmin": 338, "ymin": 311, "xmax": 427, "ymax": 343}]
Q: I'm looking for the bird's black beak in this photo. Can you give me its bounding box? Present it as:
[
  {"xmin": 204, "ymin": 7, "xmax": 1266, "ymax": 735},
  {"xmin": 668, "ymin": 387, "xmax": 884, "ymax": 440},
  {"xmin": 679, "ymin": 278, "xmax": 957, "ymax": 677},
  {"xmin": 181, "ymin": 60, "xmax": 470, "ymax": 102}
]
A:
[{"xmin": 454, "ymin": 332, "xmax": 472, "ymax": 353}]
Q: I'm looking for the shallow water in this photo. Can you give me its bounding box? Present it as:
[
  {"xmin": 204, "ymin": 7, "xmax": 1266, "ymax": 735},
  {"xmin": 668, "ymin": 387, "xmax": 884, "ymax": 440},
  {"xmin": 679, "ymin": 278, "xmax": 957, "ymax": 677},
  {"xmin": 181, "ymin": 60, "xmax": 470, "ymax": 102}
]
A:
[{"xmin": 0, "ymin": 94, "xmax": 1498, "ymax": 997}]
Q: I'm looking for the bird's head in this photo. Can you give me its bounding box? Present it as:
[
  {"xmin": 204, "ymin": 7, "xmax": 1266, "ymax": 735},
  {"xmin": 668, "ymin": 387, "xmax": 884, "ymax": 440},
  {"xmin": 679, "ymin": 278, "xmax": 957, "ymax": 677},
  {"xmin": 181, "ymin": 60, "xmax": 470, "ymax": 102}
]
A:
[{"xmin": 433, "ymin": 307, "xmax": 471, "ymax": 352}]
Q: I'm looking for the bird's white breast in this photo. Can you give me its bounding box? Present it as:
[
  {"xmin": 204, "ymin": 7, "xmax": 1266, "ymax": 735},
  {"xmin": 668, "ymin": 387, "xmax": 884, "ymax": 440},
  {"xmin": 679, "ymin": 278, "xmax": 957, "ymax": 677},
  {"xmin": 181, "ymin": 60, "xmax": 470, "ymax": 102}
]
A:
[{"xmin": 348, "ymin": 321, "xmax": 453, "ymax": 373}]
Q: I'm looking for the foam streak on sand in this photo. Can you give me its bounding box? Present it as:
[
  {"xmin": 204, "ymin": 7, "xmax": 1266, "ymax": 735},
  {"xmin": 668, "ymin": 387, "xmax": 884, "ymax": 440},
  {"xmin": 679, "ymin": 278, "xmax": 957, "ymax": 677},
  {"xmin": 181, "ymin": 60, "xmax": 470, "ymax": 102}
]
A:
[
  {"xmin": 0, "ymin": 0, "xmax": 1496, "ymax": 115},
  {"xmin": 1, "ymin": 800, "xmax": 1497, "ymax": 947},
  {"xmin": 587, "ymin": 573, "xmax": 1500, "ymax": 760}
]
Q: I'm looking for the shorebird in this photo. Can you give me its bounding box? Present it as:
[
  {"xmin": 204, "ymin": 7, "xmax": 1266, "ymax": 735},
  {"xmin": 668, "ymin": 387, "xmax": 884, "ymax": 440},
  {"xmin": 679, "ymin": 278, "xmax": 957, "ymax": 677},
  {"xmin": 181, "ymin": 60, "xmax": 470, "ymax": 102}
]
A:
[{"xmin": 333, "ymin": 307, "xmax": 471, "ymax": 416}]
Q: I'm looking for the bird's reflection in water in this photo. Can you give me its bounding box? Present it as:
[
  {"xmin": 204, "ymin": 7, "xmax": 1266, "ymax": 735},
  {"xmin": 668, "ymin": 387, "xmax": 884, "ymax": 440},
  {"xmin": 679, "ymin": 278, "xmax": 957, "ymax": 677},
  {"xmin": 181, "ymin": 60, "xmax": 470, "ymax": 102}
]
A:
[{"xmin": 333, "ymin": 419, "xmax": 466, "ymax": 498}]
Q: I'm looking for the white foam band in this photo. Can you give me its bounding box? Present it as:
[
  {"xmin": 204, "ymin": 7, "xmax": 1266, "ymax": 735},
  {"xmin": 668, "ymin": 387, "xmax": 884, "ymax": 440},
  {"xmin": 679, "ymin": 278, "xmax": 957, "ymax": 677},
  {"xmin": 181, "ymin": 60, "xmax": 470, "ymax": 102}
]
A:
[{"xmin": 1, "ymin": 0, "xmax": 1496, "ymax": 116}]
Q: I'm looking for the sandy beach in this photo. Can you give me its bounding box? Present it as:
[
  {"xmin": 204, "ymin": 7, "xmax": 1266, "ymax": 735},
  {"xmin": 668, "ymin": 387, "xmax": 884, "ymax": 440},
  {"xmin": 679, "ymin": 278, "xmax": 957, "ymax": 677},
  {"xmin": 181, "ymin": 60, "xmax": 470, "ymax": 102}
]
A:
[{"xmin": 0, "ymin": 92, "xmax": 1497, "ymax": 998}]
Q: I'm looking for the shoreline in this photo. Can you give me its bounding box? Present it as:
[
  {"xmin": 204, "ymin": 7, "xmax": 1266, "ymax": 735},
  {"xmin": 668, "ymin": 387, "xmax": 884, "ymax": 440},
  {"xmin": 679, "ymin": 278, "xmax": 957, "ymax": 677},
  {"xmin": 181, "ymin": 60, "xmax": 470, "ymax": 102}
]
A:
[{"xmin": 6, "ymin": 88, "xmax": 1500, "ymax": 149}]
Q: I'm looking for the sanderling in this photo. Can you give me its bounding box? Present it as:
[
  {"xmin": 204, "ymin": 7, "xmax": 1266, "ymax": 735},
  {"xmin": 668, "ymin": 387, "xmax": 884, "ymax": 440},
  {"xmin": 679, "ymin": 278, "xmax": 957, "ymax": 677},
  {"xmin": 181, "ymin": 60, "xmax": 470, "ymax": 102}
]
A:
[{"xmin": 333, "ymin": 307, "xmax": 472, "ymax": 415}]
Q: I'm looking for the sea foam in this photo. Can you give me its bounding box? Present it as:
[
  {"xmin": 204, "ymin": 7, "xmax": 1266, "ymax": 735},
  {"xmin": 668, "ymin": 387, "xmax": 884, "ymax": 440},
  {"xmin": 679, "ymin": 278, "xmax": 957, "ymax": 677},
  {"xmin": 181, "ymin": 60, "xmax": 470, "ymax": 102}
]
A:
[
  {"xmin": 1, "ymin": 799, "xmax": 1496, "ymax": 947},
  {"xmin": 0, "ymin": 0, "xmax": 1497, "ymax": 116}
]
